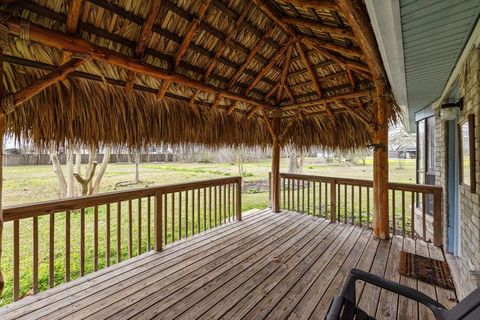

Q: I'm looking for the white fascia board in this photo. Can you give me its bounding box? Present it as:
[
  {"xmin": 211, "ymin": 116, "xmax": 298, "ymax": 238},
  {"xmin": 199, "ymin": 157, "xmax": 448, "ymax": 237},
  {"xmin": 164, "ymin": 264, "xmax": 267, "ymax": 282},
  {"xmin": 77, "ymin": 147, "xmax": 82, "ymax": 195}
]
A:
[{"xmin": 365, "ymin": 0, "xmax": 409, "ymax": 129}]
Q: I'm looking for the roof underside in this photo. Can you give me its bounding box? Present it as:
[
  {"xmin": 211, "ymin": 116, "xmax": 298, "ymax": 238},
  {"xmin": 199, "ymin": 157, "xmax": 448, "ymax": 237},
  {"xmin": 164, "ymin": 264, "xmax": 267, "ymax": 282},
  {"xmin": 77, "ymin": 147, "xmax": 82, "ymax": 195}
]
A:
[
  {"xmin": 401, "ymin": 0, "xmax": 480, "ymax": 123},
  {"xmin": 0, "ymin": 0, "xmax": 396, "ymax": 150}
]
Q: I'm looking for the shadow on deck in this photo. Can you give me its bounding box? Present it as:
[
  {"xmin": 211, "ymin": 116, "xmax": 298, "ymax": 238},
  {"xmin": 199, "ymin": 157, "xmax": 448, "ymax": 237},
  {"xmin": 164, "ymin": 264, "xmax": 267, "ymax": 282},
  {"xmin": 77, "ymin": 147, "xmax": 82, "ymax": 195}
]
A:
[{"xmin": 0, "ymin": 209, "xmax": 457, "ymax": 319}]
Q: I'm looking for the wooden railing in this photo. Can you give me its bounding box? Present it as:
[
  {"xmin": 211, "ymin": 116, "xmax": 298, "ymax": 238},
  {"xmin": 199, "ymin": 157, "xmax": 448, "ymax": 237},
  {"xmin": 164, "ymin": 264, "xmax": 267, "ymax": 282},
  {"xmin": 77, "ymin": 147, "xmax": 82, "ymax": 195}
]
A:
[
  {"xmin": 269, "ymin": 173, "xmax": 442, "ymax": 246},
  {"xmin": 2, "ymin": 176, "xmax": 242, "ymax": 303}
]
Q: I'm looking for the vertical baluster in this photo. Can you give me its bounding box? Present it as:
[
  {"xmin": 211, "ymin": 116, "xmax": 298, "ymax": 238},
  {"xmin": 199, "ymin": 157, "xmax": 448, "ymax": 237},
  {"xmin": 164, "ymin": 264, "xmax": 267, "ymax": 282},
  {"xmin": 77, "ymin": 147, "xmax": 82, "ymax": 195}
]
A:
[
  {"xmin": 302, "ymin": 180, "xmax": 305, "ymax": 213},
  {"xmin": 367, "ymin": 187, "xmax": 370, "ymax": 227},
  {"xmin": 147, "ymin": 196, "xmax": 151, "ymax": 250},
  {"xmin": 13, "ymin": 219, "xmax": 19, "ymax": 301},
  {"xmin": 154, "ymin": 191, "xmax": 163, "ymax": 252},
  {"xmin": 392, "ymin": 190, "xmax": 396, "ymax": 235},
  {"xmin": 291, "ymin": 179, "xmax": 294, "ymax": 211},
  {"xmin": 313, "ymin": 181, "xmax": 316, "ymax": 216},
  {"xmin": 359, "ymin": 187, "xmax": 362, "ymax": 227},
  {"xmin": 171, "ymin": 193, "xmax": 175, "ymax": 242},
  {"xmin": 106, "ymin": 204, "xmax": 110, "ymax": 267},
  {"xmin": 222, "ymin": 186, "xmax": 230, "ymax": 222},
  {"xmin": 402, "ymin": 190, "xmax": 406, "ymax": 236},
  {"xmin": 209, "ymin": 186, "xmax": 212, "ymax": 228},
  {"xmin": 297, "ymin": 179, "xmax": 300, "ymax": 212},
  {"xmin": 64, "ymin": 211, "xmax": 69, "ymax": 283},
  {"xmin": 117, "ymin": 202, "xmax": 121, "ymax": 263},
  {"xmin": 94, "ymin": 206, "xmax": 99, "ymax": 271},
  {"xmin": 197, "ymin": 188, "xmax": 201, "ymax": 233},
  {"xmin": 80, "ymin": 208, "xmax": 85, "ymax": 276},
  {"xmin": 331, "ymin": 181, "xmax": 337, "ymax": 222},
  {"xmin": 287, "ymin": 178, "xmax": 290, "ymax": 210},
  {"xmin": 49, "ymin": 214, "xmax": 55, "ymax": 288},
  {"xmin": 307, "ymin": 181, "xmax": 310, "ymax": 215},
  {"xmin": 138, "ymin": 198, "xmax": 142, "ymax": 255},
  {"xmin": 191, "ymin": 189, "xmax": 195, "ymax": 235},
  {"xmin": 33, "ymin": 216, "xmax": 39, "ymax": 291},
  {"xmin": 344, "ymin": 184, "xmax": 347, "ymax": 223},
  {"xmin": 204, "ymin": 187, "xmax": 208, "ymax": 229},
  {"xmin": 164, "ymin": 193, "xmax": 168, "ymax": 244},
  {"xmin": 214, "ymin": 186, "xmax": 217, "ymax": 227},
  {"xmin": 411, "ymin": 192, "xmax": 415, "ymax": 238},
  {"xmin": 128, "ymin": 200, "xmax": 133, "ymax": 258},
  {"xmin": 219, "ymin": 186, "xmax": 222, "ymax": 225},
  {"xmin": 185, "ymin": 190, "xmax": 189, "ymax": 238},
  {"xmin": 351, "ymin": 185, "xmax": 354, "ymax": 224},
  {"xmin": 283, "ymin": 178, "xmax": 286, "ymax": 208},
  {"xmin": 324, "ymin": 182, "xmax": 328, "ymax": 218},
  {"xmin": 228, "ymin": 184, "xmax": 231, "ymax": 222},
  {"xmin": 178, "ymin": 192, "xmax": 182, "ymax": 239},
  {"xmin": 337, "ymin": 183, "xmax": 341, "ymax": 221},
  {"xmin": 422, "ymin": 193, "xmax": 427, "ymax": 240},
  {"xmin": 319, "ymin": 182, "xmax": 322, "ymax": 217}
]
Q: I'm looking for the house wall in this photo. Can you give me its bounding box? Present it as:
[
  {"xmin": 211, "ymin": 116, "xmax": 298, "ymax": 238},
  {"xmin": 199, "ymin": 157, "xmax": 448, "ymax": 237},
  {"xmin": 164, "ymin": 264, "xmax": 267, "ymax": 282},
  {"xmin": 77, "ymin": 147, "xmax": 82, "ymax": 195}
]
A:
[{"xmin": 435, "ymin": 48, "xmax": 480, "ymax": 299}]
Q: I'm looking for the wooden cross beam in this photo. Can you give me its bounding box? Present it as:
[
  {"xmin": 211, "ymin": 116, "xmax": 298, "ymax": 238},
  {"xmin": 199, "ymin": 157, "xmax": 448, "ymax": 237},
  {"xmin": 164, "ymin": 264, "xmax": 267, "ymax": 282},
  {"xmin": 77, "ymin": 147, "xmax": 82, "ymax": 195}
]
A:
[
  {"xmin": 282, "ymin": 89, "xmax": 371, "ymax": 110},
  {"xmin": 253, "ymin": 0, "xmax": 296, "ymax": 38},
  {"xmin": 299, "ymin": 35, "xmax": 363, "ymax": 58},
  {"xmin": 5, "ymin": 18, "xmax": 273, "ymax": 109},
  {"xmin": 125, "ymin": 0, "xmax": 162, "ymax": 94},
  {"xmin": 295, "ymin": 41, "xmax": 322, "ymax": 98},
  {"xmin": 3, "ymin": 58, "xmax": 87, "ymax": 112},
  {"xmin": 281, "ymin": 0, "xmax": 339, "ymax": 10},
  {"xmin": 347, "ymin": 69, "xmax": 365, "ymax": 110}
]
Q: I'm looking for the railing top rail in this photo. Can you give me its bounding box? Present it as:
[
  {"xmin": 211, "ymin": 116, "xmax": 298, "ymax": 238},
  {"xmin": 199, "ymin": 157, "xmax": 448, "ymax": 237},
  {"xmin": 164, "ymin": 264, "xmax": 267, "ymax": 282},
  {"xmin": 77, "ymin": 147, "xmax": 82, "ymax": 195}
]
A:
[
  {"xmin": 3, "ymin": 176, "xmax": 241, "ymax": 221},
  {"xmin": 278, "ymin": 172, "xmax": 442, "ymax": 194}
]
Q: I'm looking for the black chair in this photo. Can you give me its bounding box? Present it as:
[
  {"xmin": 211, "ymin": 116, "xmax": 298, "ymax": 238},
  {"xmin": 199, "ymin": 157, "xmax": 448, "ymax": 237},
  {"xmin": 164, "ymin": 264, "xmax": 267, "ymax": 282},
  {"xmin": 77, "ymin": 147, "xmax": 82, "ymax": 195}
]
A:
[{"xmin": 326, "ymin": 268, "xmax": 480, "ymax": 320}]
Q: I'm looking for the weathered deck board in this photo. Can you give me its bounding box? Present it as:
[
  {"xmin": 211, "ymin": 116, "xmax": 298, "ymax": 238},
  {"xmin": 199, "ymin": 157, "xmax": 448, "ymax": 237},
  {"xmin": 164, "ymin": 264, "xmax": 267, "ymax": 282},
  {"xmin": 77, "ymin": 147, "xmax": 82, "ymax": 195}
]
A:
[{"xmin": 0, "ymin": 210, "xmax": 457, "ymax": 320}]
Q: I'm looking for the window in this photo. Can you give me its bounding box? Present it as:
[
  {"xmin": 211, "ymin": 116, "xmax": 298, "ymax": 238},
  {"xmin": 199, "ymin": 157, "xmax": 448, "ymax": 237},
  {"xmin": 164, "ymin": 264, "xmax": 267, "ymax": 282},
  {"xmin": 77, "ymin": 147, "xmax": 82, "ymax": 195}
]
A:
[
  {"xmin": 459, "ymin": 114, "xmax": 476, "ymax": 193},
  {"xmin": 416, "ymin": 116, "xmax": 436, "ymax": 214}
]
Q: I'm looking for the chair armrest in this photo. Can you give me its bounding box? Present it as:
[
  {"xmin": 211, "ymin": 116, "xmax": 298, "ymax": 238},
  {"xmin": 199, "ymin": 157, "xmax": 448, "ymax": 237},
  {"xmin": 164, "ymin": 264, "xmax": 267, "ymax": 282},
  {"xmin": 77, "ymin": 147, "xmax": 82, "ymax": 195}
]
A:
[{"xmin": 347, "ymin": 269, "xmax": 446, "ymax": 313}]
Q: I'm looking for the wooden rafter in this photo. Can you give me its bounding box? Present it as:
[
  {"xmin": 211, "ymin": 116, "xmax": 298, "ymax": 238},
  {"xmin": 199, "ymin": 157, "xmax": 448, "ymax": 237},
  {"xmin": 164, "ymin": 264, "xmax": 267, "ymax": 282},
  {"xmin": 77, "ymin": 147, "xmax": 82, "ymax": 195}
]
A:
[
  {"xmin": 158, "ymin": 0, "xmax": 212, "ymax": 100},
  {"xmin": 247, "ymin": 39, "xmax": 293, "ymax": 94},
  {"xmin": 226, "ymin": 25, "xmax": 275, "ymax": 89},
  {"xmin": 282, "ymin": 89, "xmax": 371, "ymax": 110},
  {"xmin": 281, "ymin": 0, "xmax": 339, "ymax": 10},
  {"xmin": 283, "ymin": 17, "xmax": 355, "ymax": 40},
  {"xmin": 125, "ymin": 0, "xmax": 162, "ymax": 94},
  {"xmin": 253, "ymin": 0, "xmax": 296, "ymax": 38},
  {"xmin": 299, "ymin": 35, "xmax": 362, "ymax": 58},
  {"xmin": 347, "ymin": 69, "xmax": 364, "ymax": 110},
  {"xmin": 5, "ymin": 58, "xmax": 87, "ymax": 110},
  {"xmin": 337, "ymin": 100, "xmax": 372, "ymax": 128},
  {"xmin": 295, "ymin": 41, "xmax": 322, "ymax": 98},
  {"xmin": 60, "ymin": 0, "xmax": 84, "ymax": 63},
  {"xmin": 276, "ymin": 44, "xmax": 292, "ymax": 103},
  {"xmin": 283, "ymin": 84, "xmax": 295, "ymax": 103},
  {"xmin": 203, "ymin": 0, "xmax": 253, "ymax": 82}
]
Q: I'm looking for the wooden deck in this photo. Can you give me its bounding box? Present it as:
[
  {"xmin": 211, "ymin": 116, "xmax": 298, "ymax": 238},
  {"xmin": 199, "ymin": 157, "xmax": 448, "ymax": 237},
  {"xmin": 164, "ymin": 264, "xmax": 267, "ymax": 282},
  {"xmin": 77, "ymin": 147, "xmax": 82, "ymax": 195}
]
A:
[{"xmin": 0, "ymin": 209, "xmax": 457, "ymax": 320}]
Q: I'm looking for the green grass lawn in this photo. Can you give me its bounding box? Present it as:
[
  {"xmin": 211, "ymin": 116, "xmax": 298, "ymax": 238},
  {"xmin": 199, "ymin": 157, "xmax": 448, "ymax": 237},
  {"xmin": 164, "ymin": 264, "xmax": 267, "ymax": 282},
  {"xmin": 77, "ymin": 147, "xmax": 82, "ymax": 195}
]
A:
[{"xmin": 0, "ymin": 157, "xmax": 416, "ymax": 305}]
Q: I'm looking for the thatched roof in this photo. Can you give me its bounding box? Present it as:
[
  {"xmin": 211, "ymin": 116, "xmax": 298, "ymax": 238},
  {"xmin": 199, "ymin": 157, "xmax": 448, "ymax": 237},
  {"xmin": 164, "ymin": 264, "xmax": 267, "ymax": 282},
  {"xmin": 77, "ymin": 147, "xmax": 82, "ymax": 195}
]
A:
[{"xmin": 0, "ymin": 0, "xmax": 398, "ymax": 150}]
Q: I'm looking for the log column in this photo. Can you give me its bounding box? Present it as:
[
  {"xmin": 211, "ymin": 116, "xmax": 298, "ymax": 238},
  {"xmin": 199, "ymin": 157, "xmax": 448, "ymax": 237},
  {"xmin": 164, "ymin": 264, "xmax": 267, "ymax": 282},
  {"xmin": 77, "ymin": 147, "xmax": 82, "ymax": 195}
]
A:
[
  {"xmin": 373, "ymin": 80, "xmax": 389, "ymax": 240},
  {"xmin": 0, "ymin": 21, "xmax": 6, "ymax": 298},
  {"xmin": 271, "ymin": 115, "xmax": 282, "ymax": 213}
]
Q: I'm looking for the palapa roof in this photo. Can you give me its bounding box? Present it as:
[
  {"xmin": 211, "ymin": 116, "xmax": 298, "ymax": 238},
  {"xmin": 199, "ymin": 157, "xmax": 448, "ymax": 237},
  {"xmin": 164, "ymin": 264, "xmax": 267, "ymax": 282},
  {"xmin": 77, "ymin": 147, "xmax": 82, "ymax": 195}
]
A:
[{"xmin": 0, "ymin": 0, "xmax": 398, "ymax": 150}]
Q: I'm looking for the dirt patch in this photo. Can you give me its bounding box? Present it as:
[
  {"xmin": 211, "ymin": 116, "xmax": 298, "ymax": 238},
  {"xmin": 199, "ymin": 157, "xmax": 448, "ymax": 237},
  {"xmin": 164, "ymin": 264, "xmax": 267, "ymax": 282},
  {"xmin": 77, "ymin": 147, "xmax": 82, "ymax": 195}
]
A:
[{"xmin": 244, "ymin": 180, "xmax": 269, "ymax": 193}]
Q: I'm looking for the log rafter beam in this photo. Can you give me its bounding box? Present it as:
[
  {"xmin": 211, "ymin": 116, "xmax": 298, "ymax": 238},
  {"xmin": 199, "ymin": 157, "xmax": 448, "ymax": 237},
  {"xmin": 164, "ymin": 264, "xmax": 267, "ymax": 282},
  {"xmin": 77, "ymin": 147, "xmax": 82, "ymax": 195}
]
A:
[
  {"xmin": 276, "ymin": 44, "xmax": 293, "ymax": 103},
  {"xmin": 4, "ymin": 17, "xmax": 273, "ymax": 110},
  {"xmin": 60, "ymin": 0, "xmax": 84, "ymax": 63},
  {"xmin": 281, "ymin": 0, "xmax": 339, "ymax": 10},
  {"xmin": 125, "ymin": 0, "xmax": 162, "ymax": 94},
  {"xmin": 282, "ymin": 89, "xmax": 372, "ymax": 111},
  {"xmin": 4, "ymin": 58, "xmax": 88, "ymax": 112},
  {"xmin": 282, "ymin": 16, "xmax": 355, "ymax": 40},
  {"xmin": 295, "ymin": 41, "xmax": 322, "ymax": 98}
]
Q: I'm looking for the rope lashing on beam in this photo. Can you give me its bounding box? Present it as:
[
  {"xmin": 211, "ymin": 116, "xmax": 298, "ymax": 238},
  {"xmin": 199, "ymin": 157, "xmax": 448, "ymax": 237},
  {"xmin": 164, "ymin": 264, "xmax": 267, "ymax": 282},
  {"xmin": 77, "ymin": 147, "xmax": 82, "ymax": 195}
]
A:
[
  {"xmin": 70, "ymin": 52, "xmax": 92, "ymax": 61},
  {"xmin": 19, "ymin": 19, "xmax": 30, "ymax": 41},
  {"xmin": 1, "ymin": 94, "xmax": 15, "ymax": 115}
]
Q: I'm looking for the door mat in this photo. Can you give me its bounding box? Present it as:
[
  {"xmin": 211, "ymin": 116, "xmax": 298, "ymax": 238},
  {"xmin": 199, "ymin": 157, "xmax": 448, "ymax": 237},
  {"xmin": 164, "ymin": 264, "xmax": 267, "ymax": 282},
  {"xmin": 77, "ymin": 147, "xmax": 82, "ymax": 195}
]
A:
[{"xmin": 399, "ymin": 251, "xmax": 455, "ymax": 290}]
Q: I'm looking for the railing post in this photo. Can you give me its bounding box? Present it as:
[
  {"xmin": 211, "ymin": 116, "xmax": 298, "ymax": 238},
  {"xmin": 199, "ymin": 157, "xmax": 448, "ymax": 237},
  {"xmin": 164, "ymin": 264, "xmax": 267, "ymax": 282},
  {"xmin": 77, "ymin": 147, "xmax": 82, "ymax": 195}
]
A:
[
  {"xmin": 433, "ymin": 189, "xmax": 442, "ymax": 246},
  {"xmin": 236, "ymin": 178, "xmax": 242, "ymax": 221},
  {"xmin": 154, "ymin": 190, "xmax": 163, "ymax": 251},
  {"xmin": 330, "ymin": 180, "xmax": 336, "ymax": 222}
]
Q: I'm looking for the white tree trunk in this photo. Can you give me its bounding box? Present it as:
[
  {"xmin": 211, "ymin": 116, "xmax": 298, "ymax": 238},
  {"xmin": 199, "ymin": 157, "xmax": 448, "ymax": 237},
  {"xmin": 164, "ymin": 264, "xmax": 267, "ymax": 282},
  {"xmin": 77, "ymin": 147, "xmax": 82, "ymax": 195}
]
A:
[
  {"xmin": 91, "ymin": 146, "xmax": 111, "ymax": 194},
  {"xmin": 288, "ymin": 145, "xmax": 298, "ymax": 174},
  {"xmin": 66, "ymin": 146, "xmax": 75, "ymax": 197},
  {"xmin": 134, "ymin": 150, "xmax": 141, "ymax": 183},
  {"xmin": 49, "ymin": 146, "xmax": 67, "ymax": 198}
]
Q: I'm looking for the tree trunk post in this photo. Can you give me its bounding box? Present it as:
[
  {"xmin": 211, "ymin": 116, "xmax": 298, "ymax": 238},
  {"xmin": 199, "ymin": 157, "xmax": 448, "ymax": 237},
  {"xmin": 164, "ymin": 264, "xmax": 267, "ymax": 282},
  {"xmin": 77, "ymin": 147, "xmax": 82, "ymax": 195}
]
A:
[
  {"xmin": 271, "ymin": 116, "xmax": 281, "ymax": 213},
  {"xmin": 373, "ymin": 80, "xmax": 390, "ymax": 240},
  {"xmin": 0, "ymin": 36, "xmax": 6, "ymax": 298}
]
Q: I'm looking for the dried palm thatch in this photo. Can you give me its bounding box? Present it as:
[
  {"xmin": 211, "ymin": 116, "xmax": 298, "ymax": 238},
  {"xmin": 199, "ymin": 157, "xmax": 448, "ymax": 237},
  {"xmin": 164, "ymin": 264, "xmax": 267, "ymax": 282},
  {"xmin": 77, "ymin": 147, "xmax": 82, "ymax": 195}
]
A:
[{"xmin": 0, "ymin": 0, "xmax": 399, "ymax": 150}]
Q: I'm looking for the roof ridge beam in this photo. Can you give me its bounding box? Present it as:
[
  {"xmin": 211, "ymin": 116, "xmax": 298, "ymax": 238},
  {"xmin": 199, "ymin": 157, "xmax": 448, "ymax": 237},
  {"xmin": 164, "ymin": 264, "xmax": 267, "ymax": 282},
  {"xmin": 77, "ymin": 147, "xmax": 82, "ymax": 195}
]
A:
[{"xmin": 282, "ymin": 89, "xmax": 372, "ymax": 110}]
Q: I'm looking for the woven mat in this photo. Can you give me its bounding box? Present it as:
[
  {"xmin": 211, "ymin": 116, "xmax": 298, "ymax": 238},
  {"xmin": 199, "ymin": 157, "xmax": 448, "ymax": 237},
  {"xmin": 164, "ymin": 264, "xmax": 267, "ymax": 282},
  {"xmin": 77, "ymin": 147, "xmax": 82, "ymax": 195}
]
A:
[{"xmin": 399, "ymin": 251, "xmax": 455, "ymax": 290}]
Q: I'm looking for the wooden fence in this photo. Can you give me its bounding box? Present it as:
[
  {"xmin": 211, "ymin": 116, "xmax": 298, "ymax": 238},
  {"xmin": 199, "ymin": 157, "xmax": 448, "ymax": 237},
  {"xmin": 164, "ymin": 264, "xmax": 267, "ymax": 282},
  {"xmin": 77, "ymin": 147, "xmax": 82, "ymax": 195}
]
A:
[
  {"xmin": 2, "ymin": 176, "xmax": 242, "ymax": 302},
  {"xmin": 270, "ymin": 173, "xmax": 442, "ymax": 246}
]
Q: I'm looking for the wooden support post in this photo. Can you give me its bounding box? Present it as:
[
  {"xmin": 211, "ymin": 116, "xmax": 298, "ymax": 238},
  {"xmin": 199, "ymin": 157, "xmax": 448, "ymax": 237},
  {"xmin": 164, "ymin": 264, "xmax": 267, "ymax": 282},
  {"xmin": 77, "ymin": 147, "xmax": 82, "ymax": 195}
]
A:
[
  {"xmin": 0, "ymin": 43, "xmax": 5, "ymax": 298},
  {"xmin": 154, "ymin": 191, "xmax": 163, "ymax": 251},
  {"xmin": 372, "ymin": 80, "xmax": 389, "ymax": 240},
  {"xmin": 271, "ymin": 115, "xmax": 281, "ymax": 213},
  {"xmin": 236, "ymin": 178, "xmax": 242, "ymax": 221},
  {"xmin": 433, "ymin": 189, "xmax": 442, "ymax": 246}
]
